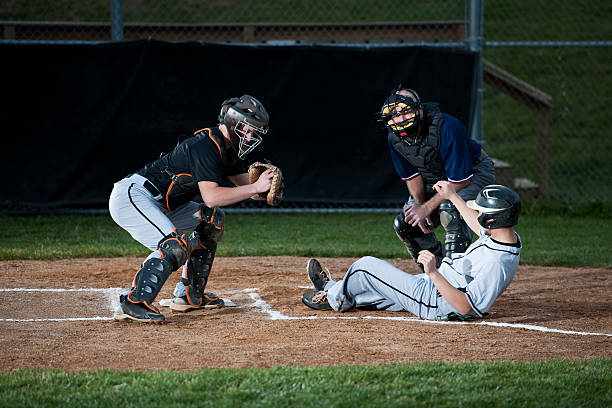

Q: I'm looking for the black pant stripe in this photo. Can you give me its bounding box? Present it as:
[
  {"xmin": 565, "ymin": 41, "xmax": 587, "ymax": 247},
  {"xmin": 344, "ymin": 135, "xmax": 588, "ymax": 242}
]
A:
[
  {"xmin": 128, "ymin": 183, "xmax": 165, "ymax": 238},
  {"xmin": 342, "ymin": 268, "xmax": 438, "ymax": 310}
]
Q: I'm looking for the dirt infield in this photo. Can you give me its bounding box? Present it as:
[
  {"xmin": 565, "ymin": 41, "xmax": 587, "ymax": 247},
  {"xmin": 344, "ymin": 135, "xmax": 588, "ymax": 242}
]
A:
[{"xmin": 1, "ymin": 256, "xmax": 610, "ymax": 371}]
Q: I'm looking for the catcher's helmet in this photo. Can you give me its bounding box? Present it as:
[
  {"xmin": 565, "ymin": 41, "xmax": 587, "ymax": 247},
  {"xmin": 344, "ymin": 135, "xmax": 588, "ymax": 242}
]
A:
[
  {"xmin": 467, "ymin": 185, "xmax": 521, "ymax": 229},
  {"xmin": 218, "ymin": 95, "xmax": 269, "ymax": 159},
  {"xmin": 379, "ymin": 88, "xmax": 423, "ymax": 143}
]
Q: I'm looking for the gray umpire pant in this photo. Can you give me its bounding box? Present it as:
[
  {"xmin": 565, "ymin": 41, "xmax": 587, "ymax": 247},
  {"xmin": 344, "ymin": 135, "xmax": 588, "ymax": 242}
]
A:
[{"xmin": 399, "ymin": 152, "xmax": 495, "ymax": 261}]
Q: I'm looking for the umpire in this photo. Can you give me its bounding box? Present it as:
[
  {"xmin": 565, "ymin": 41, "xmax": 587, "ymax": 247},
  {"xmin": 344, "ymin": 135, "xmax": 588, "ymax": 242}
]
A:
[{"xmin": 379, "ymin": 87, "xmax": 495, "ymax": 268}]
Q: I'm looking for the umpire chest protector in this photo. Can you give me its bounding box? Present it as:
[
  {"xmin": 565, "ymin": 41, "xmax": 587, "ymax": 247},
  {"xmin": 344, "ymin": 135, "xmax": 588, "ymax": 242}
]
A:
[{"xmin": 388, "ymin": 103, "xmax": 446, "ymax": 184}]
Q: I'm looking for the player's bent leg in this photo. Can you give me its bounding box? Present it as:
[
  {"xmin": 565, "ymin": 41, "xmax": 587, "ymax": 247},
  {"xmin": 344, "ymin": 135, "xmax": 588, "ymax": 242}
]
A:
[
  {"xmin": 171, "ymin": 206, "xmax": 225, "ymax": 312},
  {"xmin": 326, "ymin": 256, "xmax": 442, "ymax": 319},
  {"xmin": 170, "ymin": 246, "xmax": 223, "ymax": 311},
  {"xmin": 109, "ymin": 176, "xmax": 179, "ymax": 251},
  {"xmin": 393, "ymin": 213, "xmax": 444, "ymax": 269},
  {"xmin": 439, "ymin": 201, "xmax": 473, "ymax": 258},
  {"xmin": 326, "ymin": 256, "xmax": 416, "ymax": 312},
  {"xmin": 114, "ymin": 232, "xmax": 191, "ymax": 323}
]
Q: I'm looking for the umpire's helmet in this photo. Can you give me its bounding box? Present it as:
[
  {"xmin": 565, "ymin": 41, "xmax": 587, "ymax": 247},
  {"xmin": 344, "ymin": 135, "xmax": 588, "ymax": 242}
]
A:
[
  {"xmin": 218, "ymin": 95, "xmax": 269, "ymax": 159},
  {"xmin": 379, "ymin": 88, "xmax": 423, "ymax": 144},
  {"xmin": 467, "ymin": 185, "xmax": 521, "ymax": 229}
]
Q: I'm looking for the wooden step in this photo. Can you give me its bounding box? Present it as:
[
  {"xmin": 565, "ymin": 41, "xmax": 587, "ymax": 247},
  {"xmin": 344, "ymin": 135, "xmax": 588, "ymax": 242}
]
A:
[{"xmin": 491, "ymin": 158, "xmax": 539, "ymax": 198}]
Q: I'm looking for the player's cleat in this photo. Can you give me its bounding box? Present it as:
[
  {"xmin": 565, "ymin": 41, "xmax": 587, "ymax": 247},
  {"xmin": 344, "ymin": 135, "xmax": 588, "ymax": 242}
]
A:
[
  {"xmin": 437, "ymin": 311, "xmax": 489, "ymax": 321},
  {"xmin": 169, "ymin": 292, "xmax": 224, "ymax": 312},
  {"xmin": 307, "ymin": 258, "xmax": 331, "ymax": 291},
  {"xmin": 301, "ymin": 290, "xmax": 332, "ymax": 311},
  {"xmin": 113, "ymin": 295, "xmax": 165, "ymax": 323}
]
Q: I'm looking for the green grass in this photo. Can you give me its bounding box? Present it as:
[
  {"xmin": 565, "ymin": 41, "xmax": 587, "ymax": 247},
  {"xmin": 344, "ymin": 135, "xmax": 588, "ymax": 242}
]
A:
[
  {"xmin": 2, "ymin": 3, "xmax": 611, "ymax": 404},
  {"xmin": 0, "ymin": 212, "xmax": 610, "ymax": 267},
  {"xmin": 1, "ymin": 215, "xmax": 610, "ymax": 405},
  {"xmin": 1, "ymin": 359, "xmax": 610, "ymax": 408}
]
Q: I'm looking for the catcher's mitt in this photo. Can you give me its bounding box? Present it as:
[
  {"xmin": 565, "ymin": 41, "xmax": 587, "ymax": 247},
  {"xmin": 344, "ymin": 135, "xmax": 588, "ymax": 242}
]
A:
[{"xmin": 248, "ymin": 162, "xmax": 284, "ymax": 206}]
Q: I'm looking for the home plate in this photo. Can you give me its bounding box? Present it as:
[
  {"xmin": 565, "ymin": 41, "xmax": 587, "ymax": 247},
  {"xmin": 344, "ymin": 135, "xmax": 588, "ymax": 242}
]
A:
[
  {"xmin": 222, "ymin": 299, "xmax": 237, "ymax": 307},
  {"xmin": 158, "ymin": 297, "xmax": 237, "ymax": 307}
]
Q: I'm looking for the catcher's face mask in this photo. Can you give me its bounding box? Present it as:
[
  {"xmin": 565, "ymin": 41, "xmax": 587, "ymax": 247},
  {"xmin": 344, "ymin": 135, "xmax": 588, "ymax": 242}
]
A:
[
  {"xmin": 234, "ymin": 120, "xmax": 266, "ymax": 159},
  {"xmin": 379, "ymin": 91, "xmax": 423, "ymax": 144}
]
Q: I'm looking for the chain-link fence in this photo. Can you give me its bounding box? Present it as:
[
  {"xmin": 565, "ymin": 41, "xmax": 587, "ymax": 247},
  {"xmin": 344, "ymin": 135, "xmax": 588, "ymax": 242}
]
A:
[
  {"xmin": 482, "ymin": 2, "xmax": 611, "ymax": 205},
  {"xmin": 2, "ymin": 0, "xmax": 610, "ymax": 204}
]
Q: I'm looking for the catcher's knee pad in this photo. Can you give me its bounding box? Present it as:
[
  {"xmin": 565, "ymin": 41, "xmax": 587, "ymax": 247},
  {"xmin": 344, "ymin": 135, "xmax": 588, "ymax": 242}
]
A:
[
  {"xmin": 182, "ymin": 246, "xmax": 216, "ymax": 307},
  {"xmin": 194, "ymin": 205, "xmax": 225, "ymax": 246},
  {"xmin": 439, "ymin": 201, "xmax": 472, "ymax": 257},
  {"xmin": 393, "ymin": 213, "xmax": 443, "ymax": 265},
  {"xmin": 127, "ymin": 257, "xmax": 173, "ymax": 310},
  {"xmin": 158, "ymin": 232, "xmax": 191, "ymax": 270}
]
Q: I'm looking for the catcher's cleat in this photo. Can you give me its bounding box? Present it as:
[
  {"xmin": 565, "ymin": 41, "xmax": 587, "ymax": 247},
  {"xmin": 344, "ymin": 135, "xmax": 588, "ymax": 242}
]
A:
[
  {"xmin": 114, "ymin": 295, "xmax": 165, "ymax": 323},
  {"xmin": 169, "ymin": 293, "xmax": 224, "ymax": 312},
  {"xmin": 307, "ymin": 258, "xmax": 331, "ymax": 291},
  {"xmin": 301, "ymin": 290, "xmax": 332, "ymax": 311}
]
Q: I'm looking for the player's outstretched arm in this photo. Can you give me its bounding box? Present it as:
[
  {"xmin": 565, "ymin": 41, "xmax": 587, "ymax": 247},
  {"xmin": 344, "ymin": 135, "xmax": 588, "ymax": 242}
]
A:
[
  {"xmin": 227, "ymin": 173, "xmax": 249, "ymax": 186},
  {"xmin": 433, "ymin": 181, "xmax": 481, "ymax": 236},
  {"xmin": 227, "ymin": 173, "xmax": 268, "ymax": 201},
  {"xmin": 198, "ymin": 171, "xmax": 273, "ymax": 207}
]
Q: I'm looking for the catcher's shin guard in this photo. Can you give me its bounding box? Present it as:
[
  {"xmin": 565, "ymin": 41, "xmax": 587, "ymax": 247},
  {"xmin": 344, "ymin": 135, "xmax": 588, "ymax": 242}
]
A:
[
  {"xmin": 183, "ymin": 246, "xmax": 216, "ymax": 307},
  {"xmin": 182, "ymin": 205, "xmax": 224, "ymax": 307},
  {"xmin": 127, "ymin": 257, "xmax": 173, "ymax": 313},
  {"xmin": 127, "ymin": 232, "xmax": 191, "ymax": 312},
  {"xmin": 393, "ymin": 212, "xmax": 444, "ymax": 270},
  {"xmin": 439, "ymin": 200, "xmax": 473, "ymax": 258}
]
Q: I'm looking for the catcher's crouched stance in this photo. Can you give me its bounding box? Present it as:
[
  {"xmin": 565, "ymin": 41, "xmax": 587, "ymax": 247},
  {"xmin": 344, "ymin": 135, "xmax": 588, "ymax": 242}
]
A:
[{"xmin": 110, "ymin": 94, "xmax": 283, "ymax": 323}]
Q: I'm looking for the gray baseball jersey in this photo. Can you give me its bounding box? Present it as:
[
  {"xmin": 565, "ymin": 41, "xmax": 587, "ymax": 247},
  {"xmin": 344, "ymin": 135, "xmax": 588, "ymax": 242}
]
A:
[{"xmin": 325, "ymin": 228, "xmax": 521, "ymax": 320}]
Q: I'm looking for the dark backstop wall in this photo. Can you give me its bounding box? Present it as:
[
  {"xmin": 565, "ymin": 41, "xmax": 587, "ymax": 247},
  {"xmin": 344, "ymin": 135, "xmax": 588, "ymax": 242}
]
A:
[{"xmin": 1, "ymin": 40, "xmax": 476, "ymax": 210}]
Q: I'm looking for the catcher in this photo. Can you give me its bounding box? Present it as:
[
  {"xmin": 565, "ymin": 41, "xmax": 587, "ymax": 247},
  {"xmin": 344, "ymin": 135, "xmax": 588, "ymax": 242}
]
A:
[{"xmin": 109, "ymin": 94, "xmax": 284, "ymax": 323}]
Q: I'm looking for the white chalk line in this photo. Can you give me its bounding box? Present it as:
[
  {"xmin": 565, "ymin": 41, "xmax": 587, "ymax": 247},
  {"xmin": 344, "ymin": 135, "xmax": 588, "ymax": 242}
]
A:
[
  {"xmin": 1, "ymin": 287, "xmax": 611, "ymax": 337},
  {"xmin": 0, "ymin": 317, "xmax": 114, "ymax": 322},
  {"xmin": 246, "ymin": 291, "xmax": 612, "ymax": 338},
  {"xmin": 0, "ymin": 287, "xmax": 123, "ymax": 322},
  {"xmin": 0, "ymin": 288, "xmax": 122, "ymax": 292}
]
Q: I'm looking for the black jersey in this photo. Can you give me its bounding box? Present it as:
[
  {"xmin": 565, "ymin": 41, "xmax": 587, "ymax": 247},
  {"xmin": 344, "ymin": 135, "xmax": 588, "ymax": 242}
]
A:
[{"xmin": 138, "ymin": 126, "xmax": 246, "ymax": 210}]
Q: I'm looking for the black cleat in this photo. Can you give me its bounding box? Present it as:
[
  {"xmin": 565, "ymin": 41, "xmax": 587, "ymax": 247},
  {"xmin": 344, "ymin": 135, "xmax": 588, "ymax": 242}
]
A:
[
  {"xmin": 113, "ymin": 295, "xmax": 165, "ymax": 323},
  {"xmin": 301, "ymin": 290, "xmax": 332, "ymax": 311},
  {"xmin": 307, "ymin": 258, "xmax": 331, "ymax": 291}
]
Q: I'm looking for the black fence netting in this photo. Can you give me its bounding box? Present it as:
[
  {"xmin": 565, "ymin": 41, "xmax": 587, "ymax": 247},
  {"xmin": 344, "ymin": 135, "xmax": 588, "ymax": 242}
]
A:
[{"xmin": 2, "ymin": 40, "xmax": 475, "ymax": 213}]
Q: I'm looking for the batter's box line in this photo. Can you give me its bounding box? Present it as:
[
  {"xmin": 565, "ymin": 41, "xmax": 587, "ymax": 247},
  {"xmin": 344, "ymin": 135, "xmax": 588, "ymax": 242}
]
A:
[
  {"xmin": 2, "ymin": 288, "xmax": 611, "ymax": 338},
  {"xmin": 0, "ymin": 287, "xmax": 123, "ymax": 322},
  {"xmin": 245, "ymin": 290, "xmax": 612, "ymax": 338}
]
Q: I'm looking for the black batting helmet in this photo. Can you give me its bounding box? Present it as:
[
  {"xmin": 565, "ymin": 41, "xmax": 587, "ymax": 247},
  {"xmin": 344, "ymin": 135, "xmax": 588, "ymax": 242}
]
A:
[
  {"xmin": 467, "ymin": 185, "xmax": 521, "ymax": 229},
  {"xmin": 218, "ymin": 95, "xmax": 269, "ymax": 159}
]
